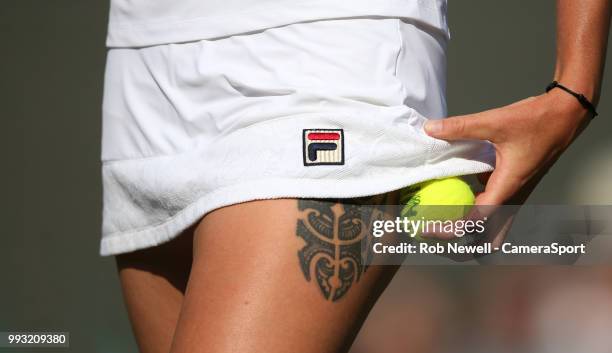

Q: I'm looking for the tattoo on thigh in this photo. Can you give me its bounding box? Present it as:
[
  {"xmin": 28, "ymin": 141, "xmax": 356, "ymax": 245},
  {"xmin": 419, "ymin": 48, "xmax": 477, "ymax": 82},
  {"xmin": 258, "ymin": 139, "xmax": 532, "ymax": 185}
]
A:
[{"xmin": 296, "ymin": 197, "xmax": 390, "ymax": 301}]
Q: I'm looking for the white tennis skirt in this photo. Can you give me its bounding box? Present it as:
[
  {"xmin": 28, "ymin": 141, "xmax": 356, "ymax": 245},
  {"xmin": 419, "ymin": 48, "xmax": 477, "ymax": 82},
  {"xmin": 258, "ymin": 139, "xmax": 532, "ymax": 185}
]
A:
[{"xmin": 100, "ymin": 17, "xmax": 495, "ymax": 256}]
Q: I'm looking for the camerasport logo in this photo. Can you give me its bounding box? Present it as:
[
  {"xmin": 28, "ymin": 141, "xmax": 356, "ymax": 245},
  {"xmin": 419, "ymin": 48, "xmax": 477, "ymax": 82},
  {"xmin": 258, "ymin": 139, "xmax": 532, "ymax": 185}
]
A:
[{"xmin": 303, "ymin": 129, "xmax": 344, "ymax": 166}]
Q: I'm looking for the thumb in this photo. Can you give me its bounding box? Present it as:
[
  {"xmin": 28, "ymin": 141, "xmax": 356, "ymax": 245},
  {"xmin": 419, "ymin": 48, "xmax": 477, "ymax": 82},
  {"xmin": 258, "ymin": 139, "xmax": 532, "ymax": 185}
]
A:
[{"xmin": 424, "ymin": 113, "xmax": 495, "ymax": 141}]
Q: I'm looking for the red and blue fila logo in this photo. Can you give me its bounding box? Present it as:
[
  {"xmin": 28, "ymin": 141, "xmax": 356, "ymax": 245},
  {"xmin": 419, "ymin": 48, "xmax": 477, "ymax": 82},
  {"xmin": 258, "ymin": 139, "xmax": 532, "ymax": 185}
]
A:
[{"xmin": 303, "ymin": 129, "xmax": 344, "ymax": 166}]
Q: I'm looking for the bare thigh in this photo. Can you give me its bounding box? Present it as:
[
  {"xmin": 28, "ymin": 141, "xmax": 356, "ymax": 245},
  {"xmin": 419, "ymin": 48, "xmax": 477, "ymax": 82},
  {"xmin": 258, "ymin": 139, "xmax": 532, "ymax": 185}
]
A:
[
  {"xmin": 170, "ymin": 195, "xmax": 400, "ymax": 353},
  {"xmin": 115, "ymin": 227, "xmax": 195, "ymax": 353}
]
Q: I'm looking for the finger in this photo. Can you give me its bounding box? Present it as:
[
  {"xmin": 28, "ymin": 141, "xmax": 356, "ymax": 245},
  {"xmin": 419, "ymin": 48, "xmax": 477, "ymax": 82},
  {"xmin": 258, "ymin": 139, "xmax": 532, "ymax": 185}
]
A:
[
  {"xmin": 463, "ymin": 170, "xmax": 513, "ymax": 239},
  {"xmin": 490, "ymin": 216, "xmax": 515, "ymax": 249},
  {"xmin": 474, "ymin": 168, "xmax": 518, "ymax": 207},
  {"xmin": 424, "ymin": 112, "xmax": 497, "ymax": 141}
]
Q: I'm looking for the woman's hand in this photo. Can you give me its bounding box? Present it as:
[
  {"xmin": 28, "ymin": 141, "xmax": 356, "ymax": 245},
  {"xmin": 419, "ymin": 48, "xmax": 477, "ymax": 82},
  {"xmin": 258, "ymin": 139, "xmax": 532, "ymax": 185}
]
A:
[
  {"xmin": 425, "ymin": 89, "xmax": 592, "ymax": 206},
  {"xmin": 420, "ymin": 90, "xmax": 593, "ymax": 250},
  {"xmin": 420, "ymin": 0, "xmax": 609, "ymax": 254}
]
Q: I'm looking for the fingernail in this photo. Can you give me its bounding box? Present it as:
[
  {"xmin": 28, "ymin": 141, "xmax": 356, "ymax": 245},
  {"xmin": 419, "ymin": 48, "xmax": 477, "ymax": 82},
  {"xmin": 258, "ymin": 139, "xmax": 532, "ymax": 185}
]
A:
[{"xmin": 424, "ymin": 121, "xmax": 442, "ymax": 134}]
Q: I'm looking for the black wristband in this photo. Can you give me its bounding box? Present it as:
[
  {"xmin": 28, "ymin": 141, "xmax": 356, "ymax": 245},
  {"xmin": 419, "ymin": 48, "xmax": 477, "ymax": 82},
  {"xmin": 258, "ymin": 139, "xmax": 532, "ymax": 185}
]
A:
[{"xmin": 546, "ymin": 81, "xmax": 598, "ymax": 118}]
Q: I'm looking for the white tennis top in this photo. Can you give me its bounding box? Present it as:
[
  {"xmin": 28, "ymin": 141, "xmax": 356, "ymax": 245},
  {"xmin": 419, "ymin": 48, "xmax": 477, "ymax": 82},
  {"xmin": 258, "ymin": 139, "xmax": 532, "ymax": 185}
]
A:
[{"xmin": 106, "ymin": 0, "xmax": 449, "ymax": 48}]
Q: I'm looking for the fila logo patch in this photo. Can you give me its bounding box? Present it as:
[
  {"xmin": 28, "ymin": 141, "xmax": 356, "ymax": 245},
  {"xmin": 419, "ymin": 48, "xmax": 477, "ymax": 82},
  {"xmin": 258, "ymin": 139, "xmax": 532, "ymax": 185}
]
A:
[{"xmin": 303, "ymin": 129, "xmax": 344, "ymax": 166}]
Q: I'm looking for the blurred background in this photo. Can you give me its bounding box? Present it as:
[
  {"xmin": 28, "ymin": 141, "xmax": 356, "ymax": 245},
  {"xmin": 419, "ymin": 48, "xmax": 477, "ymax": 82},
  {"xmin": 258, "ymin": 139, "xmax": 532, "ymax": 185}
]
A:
[{"xmin": 2, "ymin": 0, "xmax": 611, "ymax": 352}]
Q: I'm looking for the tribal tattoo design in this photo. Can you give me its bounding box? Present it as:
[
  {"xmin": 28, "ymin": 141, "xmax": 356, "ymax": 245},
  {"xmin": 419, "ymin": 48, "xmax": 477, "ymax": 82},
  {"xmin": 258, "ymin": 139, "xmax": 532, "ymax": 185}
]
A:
[{"xmin": 296, "ymin": 196, "xmax": 392, "ymax": 301}]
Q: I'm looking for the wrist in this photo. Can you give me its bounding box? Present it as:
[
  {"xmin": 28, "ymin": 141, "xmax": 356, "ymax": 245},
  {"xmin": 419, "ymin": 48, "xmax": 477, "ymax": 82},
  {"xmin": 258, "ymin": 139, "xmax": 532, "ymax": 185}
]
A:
[
  {"xmin": 546, "ymin": 81, "xmax": 598, "ymax": 118},
  {"xmin": 553, "ymin": 74, "xmax": 601, "ymax": 106},
  {"xmin": 542, "ymin": 88, "xmax": 592, "ymax": 123}
]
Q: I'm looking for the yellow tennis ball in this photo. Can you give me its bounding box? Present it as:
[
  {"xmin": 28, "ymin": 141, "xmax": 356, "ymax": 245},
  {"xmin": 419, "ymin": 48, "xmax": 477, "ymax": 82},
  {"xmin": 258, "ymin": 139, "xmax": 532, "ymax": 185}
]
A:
[{"xmin": 400, "ymin": 177, "xmax": 475, "ymax": 242}]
